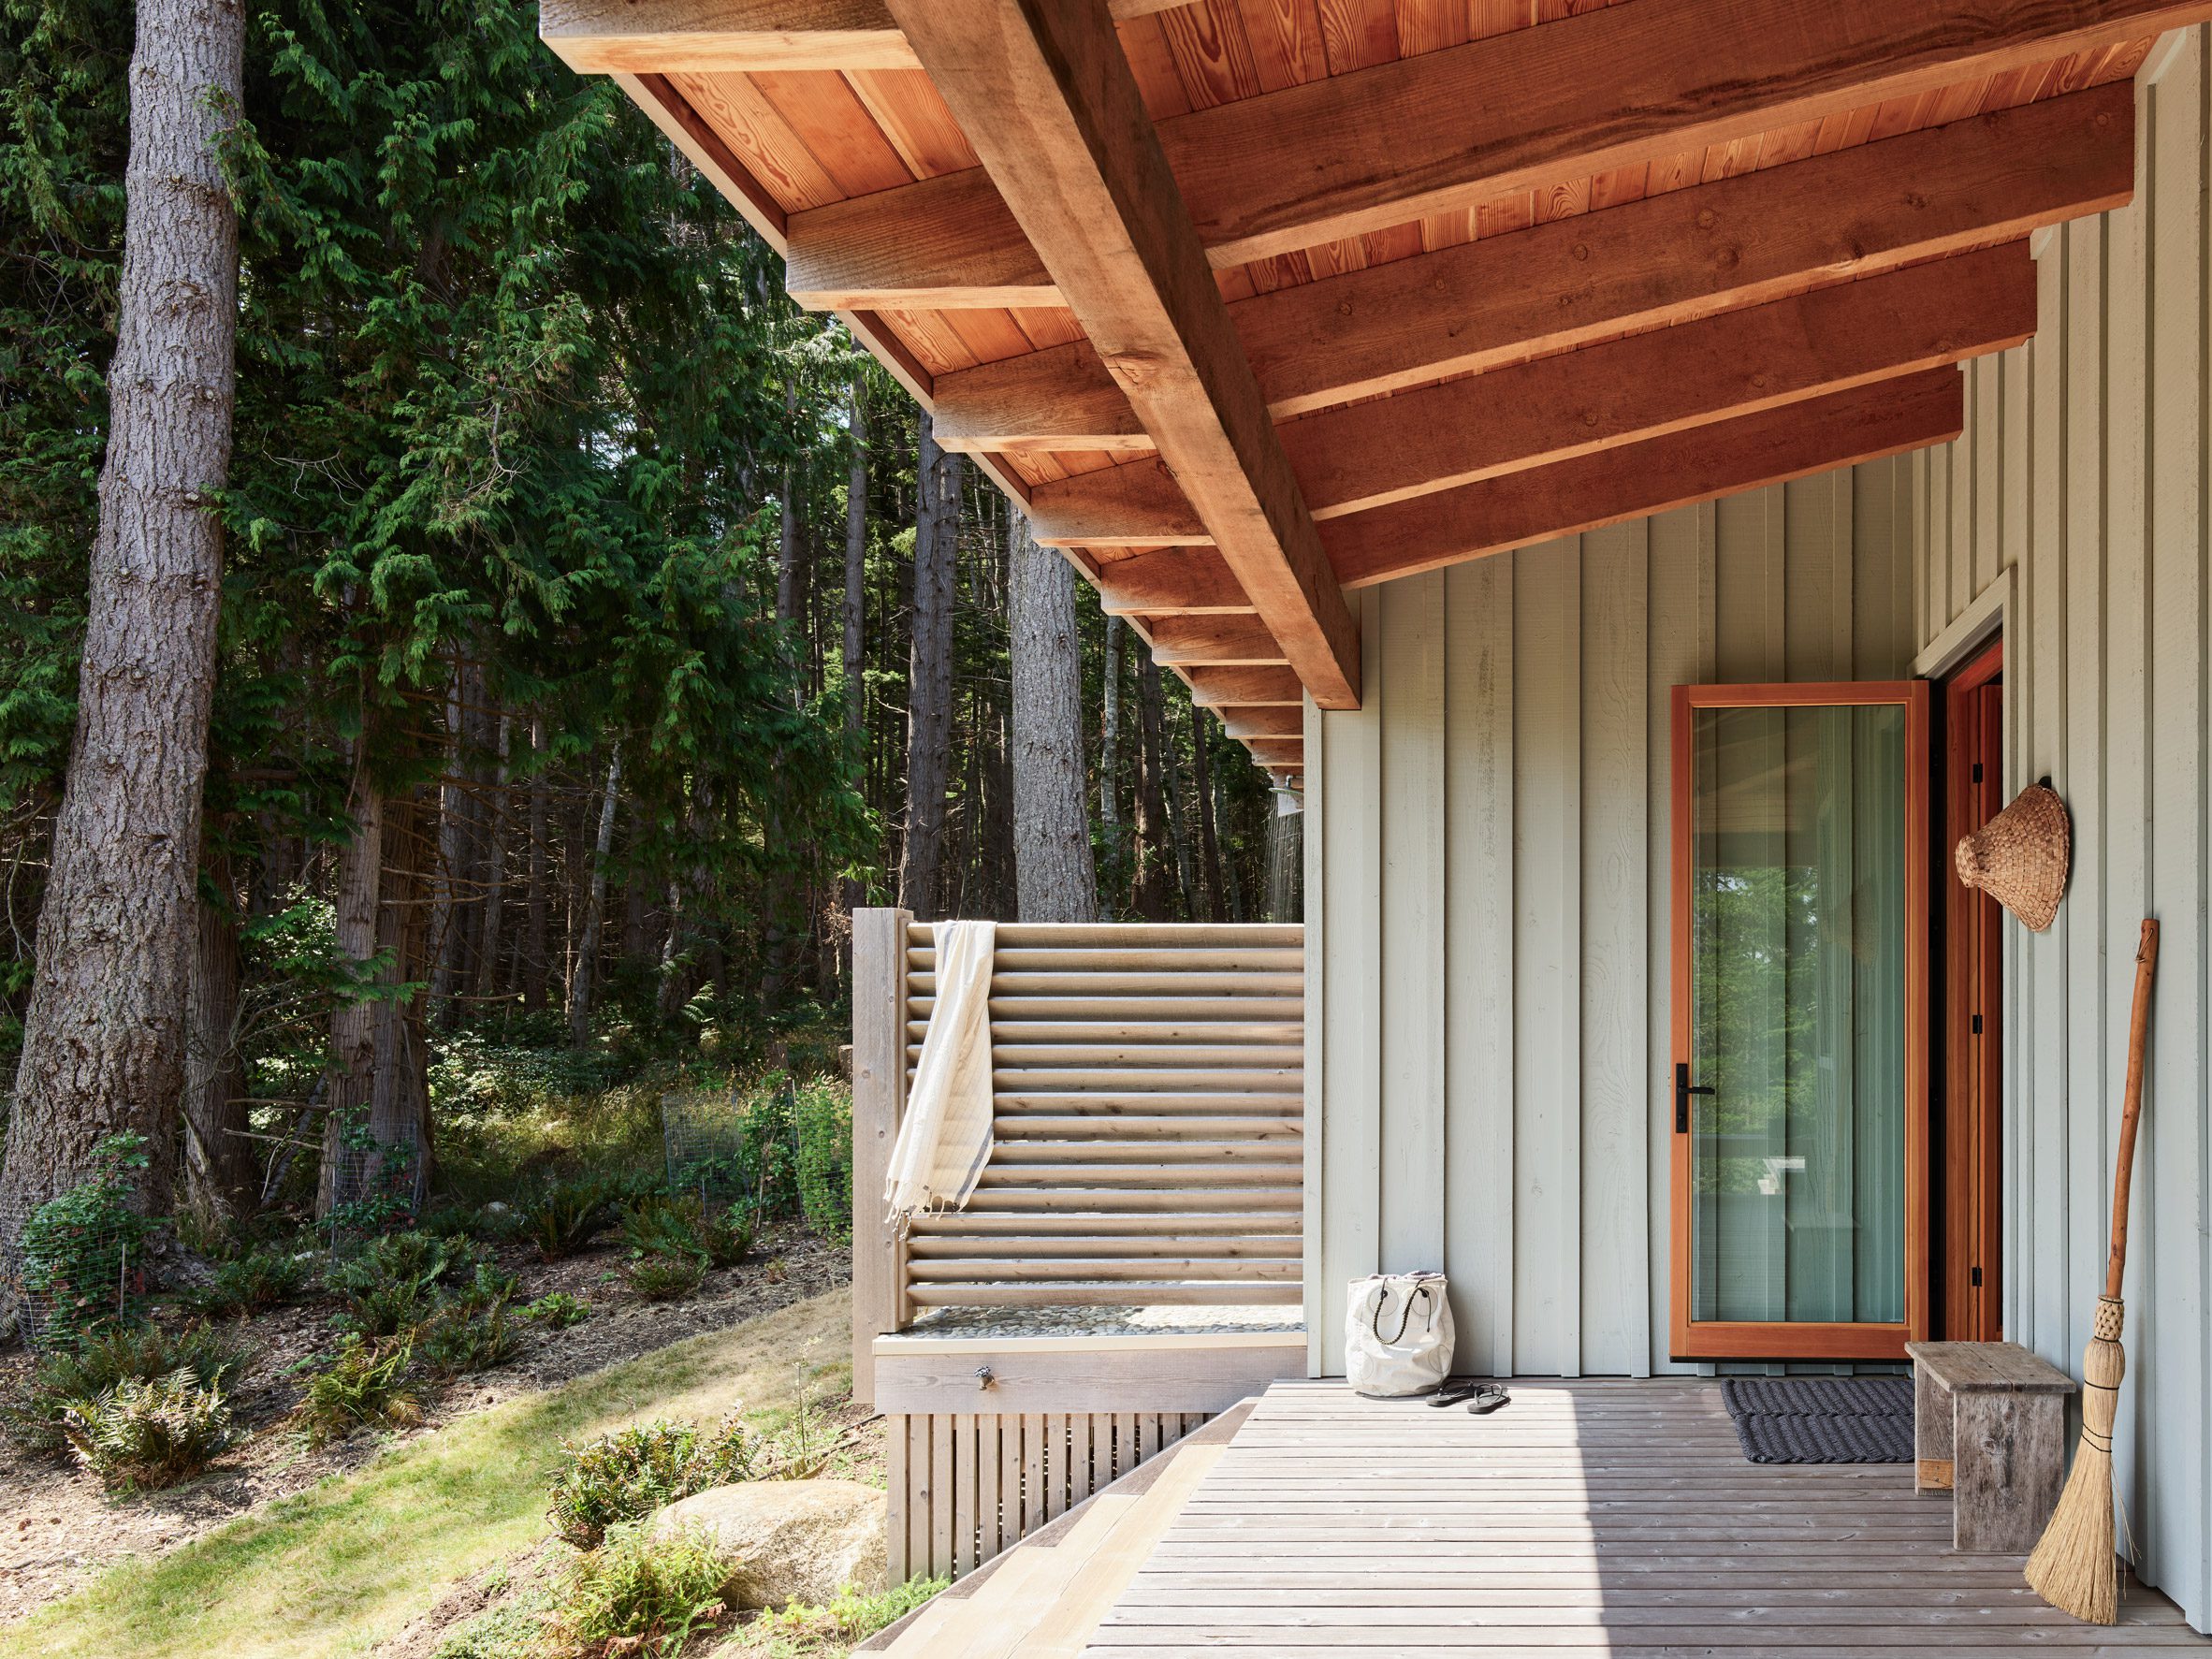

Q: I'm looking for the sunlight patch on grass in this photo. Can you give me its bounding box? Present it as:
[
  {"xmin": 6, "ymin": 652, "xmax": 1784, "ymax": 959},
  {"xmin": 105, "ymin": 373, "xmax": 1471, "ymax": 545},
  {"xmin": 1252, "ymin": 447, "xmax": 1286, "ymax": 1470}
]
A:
[{"xmin": 11, "ymin": 1288, "xmax": 853, "ymax": 1659}]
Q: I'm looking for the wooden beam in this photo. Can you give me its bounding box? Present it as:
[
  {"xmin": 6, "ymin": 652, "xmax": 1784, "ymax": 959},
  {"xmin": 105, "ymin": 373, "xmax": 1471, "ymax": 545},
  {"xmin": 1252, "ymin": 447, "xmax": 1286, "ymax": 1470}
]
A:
[
  {"xmin": 1144, "ymin": 617, "xmax": 1287, "ymax": 669},
  {"xmin": 1029, "ymin": 242, "xmax": 2036, "ymax": 545},
  {"xmin": 1097, "ymin": 548, "xmax": 1250, "ymax": 616},
  {"xmin": 543, "ymin": 0, "xmax": 1188, "ymax": 74},
  {"xmin": 1242, "ymin": 738, "xmax": 1304, "ymax": 766},
  {"xmin": 928, "ymin": 84, "xmax": 2129, "ymax": 444},
  {"xmin": 885, "ymin": 0, "xmax": 1359, "ymax": 708},
  {"xmin": 1323, "ymin": 369, "xmax": 1966, "ymax": 589},
  {"xmin": 1216, "ymin": 707, "xmax": 1303, "ymax": 740},
  {"xmin": 782, "ymin": 7, "xmax": 2161, "ymax": 311},
  {"xmin": 1185, "ymin": 666, "xmax": 1304, "ymax": 708}
]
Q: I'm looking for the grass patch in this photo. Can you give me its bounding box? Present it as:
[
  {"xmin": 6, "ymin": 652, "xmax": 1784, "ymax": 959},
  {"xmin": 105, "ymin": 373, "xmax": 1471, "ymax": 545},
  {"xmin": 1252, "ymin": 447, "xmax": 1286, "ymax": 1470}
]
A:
[{"xmin": 11, "ymin": 1287, "xmax": 855, "ymax": 1659}]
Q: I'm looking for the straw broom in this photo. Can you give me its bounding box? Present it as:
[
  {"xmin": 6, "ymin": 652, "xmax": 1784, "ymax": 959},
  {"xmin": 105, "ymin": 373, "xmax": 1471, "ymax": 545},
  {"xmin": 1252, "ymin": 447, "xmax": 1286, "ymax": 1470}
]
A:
[{"xmin": 2025, "ymin": 916, "xmax": 2160, "ymax": 1623}]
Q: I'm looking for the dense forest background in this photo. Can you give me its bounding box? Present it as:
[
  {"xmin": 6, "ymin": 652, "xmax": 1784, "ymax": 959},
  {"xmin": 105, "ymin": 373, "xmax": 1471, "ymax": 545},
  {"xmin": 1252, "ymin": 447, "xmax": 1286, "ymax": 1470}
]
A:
[{"xmin": 0, "ymin": 0, "xmax": 1296, "ymax": 1225}]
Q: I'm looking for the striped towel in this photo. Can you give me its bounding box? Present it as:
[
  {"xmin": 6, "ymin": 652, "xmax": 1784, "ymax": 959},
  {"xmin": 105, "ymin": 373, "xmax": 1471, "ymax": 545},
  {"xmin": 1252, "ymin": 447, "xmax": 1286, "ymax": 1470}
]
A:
[{"xmin": 884, "ymin": 920, "xmax": 997, "ymax": 1228}]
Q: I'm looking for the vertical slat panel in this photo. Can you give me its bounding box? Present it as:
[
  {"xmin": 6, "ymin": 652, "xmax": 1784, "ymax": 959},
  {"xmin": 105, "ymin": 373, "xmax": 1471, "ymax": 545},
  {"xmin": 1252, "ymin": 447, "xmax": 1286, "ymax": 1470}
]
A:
[
  {"xmin": 953, "ymin": 1415, "xmax": 977, "ymax": 1577},
  {"xmin": 1318, "ymin": 589, "xmax": 1385, "ymax": 1374},
  {"xmin": 2143, "ymin": 37, "xmax": 2205, "ymax": 1582},
  {"xmin": 1444, "ymin": 556, "xmax": 1514, "ymax": 1375},
  {"xmin": 1380, "ymin": 574, "xmax": 1446, "ymax": 1274},
  {"xmin": 1579, "ymin": 520, "xmax": 1650, "ymax": 1376},
  {"xmin": 976, "ymin": 1410, "xmax": 1001, "ymax": 1563},
  {"xmin": 1116, "ymin": 1411, "xmax": 1139, "ymax": 1478},
  {"xmin": 910, "ymin": 1415, "xmax": 934, "ymax": 1581},
  {"xmin": 1513, "ymin": 537, "xmax": 1582, "ymax": 1376},
  {"xmin": 1042, "ymin": 1412, "xmax": 1067, "ymax": 1521},
  {"xmin": 929, "ymin": 1413, "xmax": 954, "ymax": 1579},
  {"xmin": 1302, "ymin": 691, "xmax": 1325, "ymax": 1375},
  {"xmin": 1021, "ymin": 1411, "xmax": 1043, "ymax": 1540},
  {"xmin": 2061, "ymin": 214, "xmax": 2107, "ymax": 1376},
  {"xmin": 851, "ymin": 907, "xmax": 911, "ymax": 1400},
  {"xmin": 2103, "ymin": 74, "xmax": 2152, "ymax": 1506},
  {"xmin": 1974, "ymin": 353, "xmax": 2003, "ymax": 604},
  {"xmin": 886, "ymin": 1412, "xmax": 910, "ymax": 1583}
]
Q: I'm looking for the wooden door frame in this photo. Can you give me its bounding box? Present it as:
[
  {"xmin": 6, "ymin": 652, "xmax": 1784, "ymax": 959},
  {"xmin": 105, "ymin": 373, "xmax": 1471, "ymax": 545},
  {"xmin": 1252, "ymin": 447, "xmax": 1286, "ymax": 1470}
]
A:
[
  {"xmin": 1668, "ymin": 679, "xmax": 1933, "ymax": 1362},
  {"xmin": 1940, "ymin": 639, "xmax": 2004, "ymax": 1341}
]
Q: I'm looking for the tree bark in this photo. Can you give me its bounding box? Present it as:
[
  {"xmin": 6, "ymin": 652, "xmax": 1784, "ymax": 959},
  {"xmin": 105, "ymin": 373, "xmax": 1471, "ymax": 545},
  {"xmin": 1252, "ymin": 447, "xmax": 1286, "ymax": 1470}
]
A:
[
  {"xmin": 319, "ymin": 750, "xmax": 383, "ymax": 1216},
  {"xmin": 0, "ymin": 0, "xmax": 245, "ymax": 1233},
  {"xmin": 1190, "ymin": 707, "xmax": 1227, "ymax": 924},
  {"xmin": 844, "ymin": 370, "xmax": 867, "ymax": 743},
  {"xmin": 429, "ymin": 664, "xmax": 467, "ymax": 1018},
  {"xmin": 522, "ymin": 716, "xmax": 549, "ymax": 1010},
  {"xmin": 897, "ymin": 411, "xmax": 962, "ymax": 920},
  {"xmin": 1099, "ymin": 615, "xmax": 1121, "ymax": 829},
  {"xmin": 1266, "ymin": 789, "xmax": 1303, "ymax": 924},
  {"xmin": 1130, "ymin": 653, "xmax": 1170, "ymax": 923},
  {"xmin": 566, "ymin": 747, "xmax": 621, "ymax": 1048},
  {"xmin": 182, "ymin": 851, "xmax": 252, "ymax": 1221},
  {"xmin": 473, "ymin": 711, "xmax": 510, "ymax": 999},
  {"xmin": 1157, "ymin": 691, "xmax": 1199, "ymax": 919},
  {"xmin": 1008, "ymin": 511, "xmax": 1098, "ymax": 923}
]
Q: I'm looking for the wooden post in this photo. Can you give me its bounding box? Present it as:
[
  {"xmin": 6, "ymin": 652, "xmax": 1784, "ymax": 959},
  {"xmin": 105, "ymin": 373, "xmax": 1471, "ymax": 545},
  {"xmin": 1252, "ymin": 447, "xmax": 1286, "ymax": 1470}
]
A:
[{"xmin": 851, "ymin": 907, "xmax": 910, "ymax": 1405}]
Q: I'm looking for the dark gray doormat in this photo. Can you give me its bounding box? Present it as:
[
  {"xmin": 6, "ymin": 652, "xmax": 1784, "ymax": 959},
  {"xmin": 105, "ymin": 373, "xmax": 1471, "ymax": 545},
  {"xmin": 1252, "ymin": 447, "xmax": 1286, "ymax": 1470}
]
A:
[{"xmin": 1721, "ymin": 1375, "xmax": 1914, "ymax": 1464}]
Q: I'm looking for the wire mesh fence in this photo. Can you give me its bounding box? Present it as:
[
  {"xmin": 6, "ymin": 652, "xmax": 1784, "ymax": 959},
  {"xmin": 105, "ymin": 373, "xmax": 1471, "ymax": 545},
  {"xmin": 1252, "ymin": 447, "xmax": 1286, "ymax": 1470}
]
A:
[
  {"xmin": 662, "ymin": 1080, "xmax": 799, "ymax": 1213},
  {"xmin": 323, "ymin": 1113, "xmax": 427, "ymax": 1245},
  {"xmin": 0, "ymin": 1191, "xmax": 153, "ymax": 1350}
]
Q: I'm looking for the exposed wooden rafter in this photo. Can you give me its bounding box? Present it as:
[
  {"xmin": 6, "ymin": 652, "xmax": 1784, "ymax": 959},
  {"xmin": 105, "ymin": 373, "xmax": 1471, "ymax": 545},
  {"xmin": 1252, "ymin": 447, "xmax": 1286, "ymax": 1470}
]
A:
[
  {"xmin": 1322, "ymin": 369, "xmax": 1967, "ymax": 589},
  {"xmin": 541, "ymin": 0, "xmax": 1192, "ymax": 74},
  {"xmin": 881, "ymin": 0, "xmax": 1360, "ymax": 707},
  {"xmin": 928, "ymin": 86, "xmax": 2130, "ymax": 449},
  {"xmin": 1039, "ymin": 242, "xmax": 2037, "ymax": 548},
  {"xmin": 1184, "ymin": 666, "xmax": 1304, "ymax": 709},
  {"xmin": 777, "ymin": 3, "xmax": 2173, "ymax": 310}
]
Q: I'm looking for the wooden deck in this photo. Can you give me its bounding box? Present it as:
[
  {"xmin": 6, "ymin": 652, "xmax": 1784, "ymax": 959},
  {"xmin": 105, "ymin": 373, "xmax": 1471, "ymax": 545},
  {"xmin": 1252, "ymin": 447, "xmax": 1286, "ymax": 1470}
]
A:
[{"xmin": 1085, "ymin": 1379, "xmax": 2202, "ymax": 1656}]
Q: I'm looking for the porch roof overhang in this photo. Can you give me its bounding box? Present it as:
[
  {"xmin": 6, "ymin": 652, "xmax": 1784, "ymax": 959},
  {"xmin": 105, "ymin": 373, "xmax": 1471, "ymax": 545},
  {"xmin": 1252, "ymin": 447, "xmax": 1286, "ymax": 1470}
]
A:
[{"xmin": 543, "ymin": 0, "xmax": 2194, "ymax": 785}]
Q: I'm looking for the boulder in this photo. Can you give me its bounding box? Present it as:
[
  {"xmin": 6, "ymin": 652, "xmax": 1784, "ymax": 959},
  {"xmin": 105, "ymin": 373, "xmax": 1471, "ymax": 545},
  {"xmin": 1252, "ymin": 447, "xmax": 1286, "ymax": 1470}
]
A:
[{"xmin": 648, "ymin": 1478, "xmax": 886, "ymax": 1610}]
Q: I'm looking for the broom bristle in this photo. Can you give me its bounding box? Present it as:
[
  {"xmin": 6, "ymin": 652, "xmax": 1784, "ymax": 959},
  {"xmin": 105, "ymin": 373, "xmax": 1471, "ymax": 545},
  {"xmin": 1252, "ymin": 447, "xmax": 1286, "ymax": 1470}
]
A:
[{"xmin": 2026, "ymin": 1433, "xmax": 2117, "ymax": 1623}]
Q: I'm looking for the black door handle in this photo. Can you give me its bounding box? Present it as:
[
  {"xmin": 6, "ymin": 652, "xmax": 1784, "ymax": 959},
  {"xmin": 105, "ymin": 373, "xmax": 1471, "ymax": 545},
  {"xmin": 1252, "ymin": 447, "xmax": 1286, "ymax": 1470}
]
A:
[{"xmin": 1674, "ymin": 1062, "xmax": 1714, "ymax": 1133}]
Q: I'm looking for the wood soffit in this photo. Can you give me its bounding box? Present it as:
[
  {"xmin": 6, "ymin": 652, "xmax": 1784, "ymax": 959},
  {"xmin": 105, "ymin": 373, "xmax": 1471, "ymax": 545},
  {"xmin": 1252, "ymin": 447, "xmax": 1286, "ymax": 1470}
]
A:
[{"xmin": 549, "ymin": 0, "xmax": 2190, "ymax": 777}]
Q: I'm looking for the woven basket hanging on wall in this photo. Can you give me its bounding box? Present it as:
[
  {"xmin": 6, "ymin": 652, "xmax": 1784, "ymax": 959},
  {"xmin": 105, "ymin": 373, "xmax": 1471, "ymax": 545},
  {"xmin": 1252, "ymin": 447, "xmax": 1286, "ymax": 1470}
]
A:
[{"xmin": 1955, "ymin": 783, "xmax": 2072, "ymax": 932}]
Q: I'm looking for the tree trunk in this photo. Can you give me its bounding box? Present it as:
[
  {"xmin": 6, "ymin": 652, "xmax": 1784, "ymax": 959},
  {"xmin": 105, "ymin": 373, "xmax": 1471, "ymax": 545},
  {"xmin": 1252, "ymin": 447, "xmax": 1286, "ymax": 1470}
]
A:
[
  {"xmin": 0, "ymin": 0, "xmax": 245, "ymax": 1233},
  {"xmin": 777, "ymin": 375, "xmax": 803, "ymax": 627},
  {"xmin": 1266, "ymin": 790, "xmax": 1303, "ymax": 924},
  {"xmin": 367, "ymin": 787, "xmax": 433, "ymax": 1204},
  {"xmin": 429, "ymin": 664, "xmax": 466, "ymax": 1019},
  {"xmin": 567, "ymin": 747, "xmax": 621, "ymax": 1048},
  {"xmin": 898, "ymin": 411, "xmax": 962, "ymax": 920},
  {"xmin": 522, "ymin": 716, "xmax": 549, "ymax": 1010},
  {"xmin": 1191, "ymin": 708, "xmax": 1227, "ymax": 924},
  {"xmin": 1157, "ymin": 691, "xmax": 1199, "ymax": 919},
  {"xmin": 1008, "ymin": 512, "xmax": 1098, "ymax": 923},
  {"xmin": 1130, "ymin": 654, "xmax": 1170, "ymax": 923},
  {"xmin": 1099, "ymin": 615, "xmax": 1121, "ymax": 828},
  {"xmin": 844, "ymin": 370, "xmax": 867, "ymax": 742},
  {"xmin": 182, "ymin": 851, "xmax": 252, "ymax": 1221},
  {"xmin": 473, "ymin": 711, "xmax": 510, "ymax": 1000},
  {"xmin": 319, "ymin": 751, "xmax": 383, "ymax": 1217}
]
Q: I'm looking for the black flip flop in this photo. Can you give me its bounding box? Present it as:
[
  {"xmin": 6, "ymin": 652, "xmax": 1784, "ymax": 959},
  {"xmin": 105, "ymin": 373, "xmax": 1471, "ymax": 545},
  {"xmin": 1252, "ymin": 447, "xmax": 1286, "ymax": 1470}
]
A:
[
  {"xmin": 1466, "ymin": 1385, "xmax": 1510, "ymax": 1415},
  {"xmin": 1426, "ymin": 1380, "xmax": 1482, "ymax": 1407}
]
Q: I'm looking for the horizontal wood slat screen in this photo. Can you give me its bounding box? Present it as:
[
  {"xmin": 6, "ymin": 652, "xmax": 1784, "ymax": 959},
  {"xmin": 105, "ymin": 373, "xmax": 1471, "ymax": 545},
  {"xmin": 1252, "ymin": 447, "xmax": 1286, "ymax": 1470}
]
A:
[
  {"xmin": 901, "ymin": 922, "xmax": 1303, "ymax": 1310},
  {"xmin": 886, "ymin": 1407, "xmax": 1214, "ymax": 1582}
]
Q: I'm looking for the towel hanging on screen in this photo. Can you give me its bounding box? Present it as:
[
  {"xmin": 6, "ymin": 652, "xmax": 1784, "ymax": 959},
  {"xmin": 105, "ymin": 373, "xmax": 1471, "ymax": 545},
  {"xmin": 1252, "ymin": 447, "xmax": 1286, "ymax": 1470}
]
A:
[{"xmin": 883, "ymin": 920, "xmax": 997, "ymax": 1229}]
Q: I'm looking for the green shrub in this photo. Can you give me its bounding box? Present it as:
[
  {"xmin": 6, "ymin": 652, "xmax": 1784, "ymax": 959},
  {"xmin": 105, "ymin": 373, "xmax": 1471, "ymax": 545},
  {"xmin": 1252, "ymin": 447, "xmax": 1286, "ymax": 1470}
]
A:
[
  {"xmin": 4, "ymin": 1321, "xmax": 249, "ymax": 1457},
  {"xmin": 748, "ymin": 1576, "xmax": 948, "ymax": 1653},
  {"xmin": 19, "ymin": 1132, "xmax": 158, "ymax": 1346},
  {"xmin": 415, "ymin": 1299, "xmax": 519, "ymax": 1378},
  {"xmin": 544, "ymin": 1520, "xmax": 730, "ymax": 1658},
  {"xmin": 519, "ymin": 1291, "xmax": 590, "ymax": 1329},
  {"xmin": 517, "ymin": 1177, "xmax": 617, "ymax": 1261},
  {"xmin": 298, "ymin": 1335, "xmax": 421, "ymax": 1445},
  {"xmin": 325, "ymin": 1230, "xmax": 489, "ymax": 1337},
  {"xmin": 618, "ymin": 1193, "xmax": 751, "ymax": 1269},
  {"xmin": 59, "ymin": 1370, "xmax": 233, "ymax": 1490},
  {"xmin": 191, "ymin": 1247, "xmax": 317, "ymax": 1318},
  {"xmin": 619, "ymin": 1251, "xmax": 704, "ymax": 1302},
  {"xmin": 792, "ymin": 1078, "xmax": 853, "ymax": 1244},
  {"xmin": 546, "ymin": 1415, "xmax": 761, "ymax": 1549}
]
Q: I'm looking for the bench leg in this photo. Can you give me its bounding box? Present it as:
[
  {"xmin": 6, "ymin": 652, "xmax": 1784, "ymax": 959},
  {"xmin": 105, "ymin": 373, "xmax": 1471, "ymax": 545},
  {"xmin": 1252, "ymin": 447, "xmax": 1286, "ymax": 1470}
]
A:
[
  {"xmin": 1952, "ymin": 1392, "xmax": 2065, "ymax": 1552},
  {"xmin": 1914, "ymin": 1362, "xmax": 1954, "ymax": 1492}
]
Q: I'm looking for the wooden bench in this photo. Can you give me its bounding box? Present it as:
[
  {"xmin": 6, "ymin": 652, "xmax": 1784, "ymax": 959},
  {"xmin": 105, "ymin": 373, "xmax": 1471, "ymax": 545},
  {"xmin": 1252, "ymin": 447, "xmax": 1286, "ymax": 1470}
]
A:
[{"xmin": 1905, "ymin": 1340, "xmax": 2074, "ymax": 1552}]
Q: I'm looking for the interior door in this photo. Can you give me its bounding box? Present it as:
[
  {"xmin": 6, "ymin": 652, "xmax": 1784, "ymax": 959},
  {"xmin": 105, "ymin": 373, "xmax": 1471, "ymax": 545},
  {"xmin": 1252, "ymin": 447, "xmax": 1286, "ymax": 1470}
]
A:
[{"xmin": 1669, "ymin": 681, "xmax": 1931, "ymax": 1361}]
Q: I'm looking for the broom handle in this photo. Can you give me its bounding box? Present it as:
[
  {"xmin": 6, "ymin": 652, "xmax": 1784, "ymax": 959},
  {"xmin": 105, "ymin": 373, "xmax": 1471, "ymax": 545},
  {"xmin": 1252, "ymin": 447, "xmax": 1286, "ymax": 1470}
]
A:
[{"xmin": 2104, "ymin": 918, "xmax": 2160, "ymax": 1302}]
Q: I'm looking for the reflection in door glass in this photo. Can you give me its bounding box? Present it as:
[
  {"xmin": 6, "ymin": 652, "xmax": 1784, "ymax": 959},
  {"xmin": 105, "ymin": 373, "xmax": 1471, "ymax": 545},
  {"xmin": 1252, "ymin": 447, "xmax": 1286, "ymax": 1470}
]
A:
[{"xmin": 1690, "ymin": 704, "xmax": 1906, "ymax": 1326}]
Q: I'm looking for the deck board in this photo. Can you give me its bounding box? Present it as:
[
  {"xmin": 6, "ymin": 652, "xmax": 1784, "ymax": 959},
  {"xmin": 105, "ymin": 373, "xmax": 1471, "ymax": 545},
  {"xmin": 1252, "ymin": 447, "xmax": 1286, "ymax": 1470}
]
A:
[{"xmin": 1084, "ymin": 1380, "xmax": 2194, "ymax": 1655}]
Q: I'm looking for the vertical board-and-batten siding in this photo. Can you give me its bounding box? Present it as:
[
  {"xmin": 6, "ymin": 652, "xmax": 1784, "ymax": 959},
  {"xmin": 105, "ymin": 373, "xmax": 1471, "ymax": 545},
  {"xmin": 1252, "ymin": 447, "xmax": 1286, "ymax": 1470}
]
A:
[
  {"xmin": 1306, "ymin": 460, "xmax": 1915, "ymax": 1383},
  {"xmin": 1914, "ymin": 31, "xmax": 2210, "ymax": 1631}
]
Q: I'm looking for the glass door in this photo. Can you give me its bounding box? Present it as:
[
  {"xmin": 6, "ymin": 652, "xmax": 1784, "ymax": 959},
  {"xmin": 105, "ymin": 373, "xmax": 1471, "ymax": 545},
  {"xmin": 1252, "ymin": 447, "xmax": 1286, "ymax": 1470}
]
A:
[{"xmin": 1668, "ymin": 682, "xmax": 1930, "ymax": 1361}]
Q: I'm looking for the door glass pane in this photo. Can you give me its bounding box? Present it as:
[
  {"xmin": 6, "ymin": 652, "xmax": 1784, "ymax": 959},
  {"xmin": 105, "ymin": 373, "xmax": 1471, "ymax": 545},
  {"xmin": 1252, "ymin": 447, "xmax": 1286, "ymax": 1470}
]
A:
[{"xmin": 1689, "ymin": 703, "xmax": 1907, "ymax": 1326}]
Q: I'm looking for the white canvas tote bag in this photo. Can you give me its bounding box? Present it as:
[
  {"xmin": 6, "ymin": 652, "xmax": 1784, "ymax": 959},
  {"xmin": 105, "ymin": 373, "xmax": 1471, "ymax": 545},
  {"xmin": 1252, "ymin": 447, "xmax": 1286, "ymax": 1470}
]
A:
[{"xmin": 1345, "ymin": 1271, "xmax": 1454, "ymax": 1398}]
